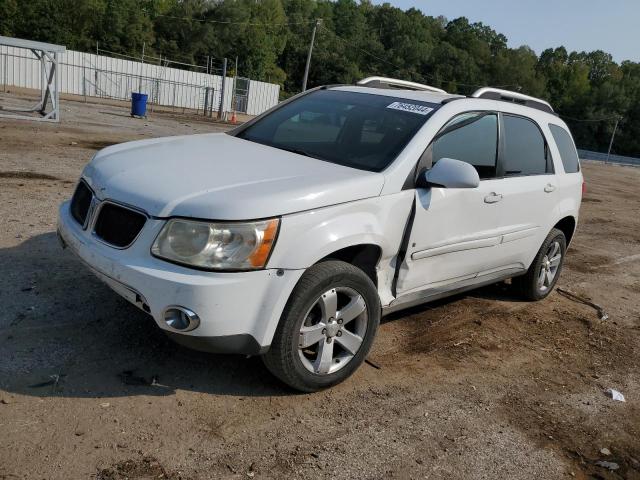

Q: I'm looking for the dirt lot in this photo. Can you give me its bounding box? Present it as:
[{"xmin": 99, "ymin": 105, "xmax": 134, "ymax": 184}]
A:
[{"xmin": 1, "ymin": 97, "xmax": 639, "ymax": 480}]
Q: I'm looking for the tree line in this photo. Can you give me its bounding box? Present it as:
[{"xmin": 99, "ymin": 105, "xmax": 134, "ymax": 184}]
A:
[{"xmin": 1, "ymin": 0, "xmax": 638, "ymax": 156}]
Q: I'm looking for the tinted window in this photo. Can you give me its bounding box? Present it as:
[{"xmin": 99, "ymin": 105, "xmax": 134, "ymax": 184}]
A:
[
  {"xmin": 549, "ymin": 124, "xmax": 580, "ymax": 173},
  {"xmin": 236, "ymin": 89, "xmax": 439, "ymax": 172},
  {"xmin": 431, "ymin": 112, "xmax": 498, "ymax": 179},
  {"xmin": 273, "ymin": 111, "xmax": 342, "ymax": 144},
  {"xmin": 502, "ymin": 115, "xmax": 549, "ymax": 176}
]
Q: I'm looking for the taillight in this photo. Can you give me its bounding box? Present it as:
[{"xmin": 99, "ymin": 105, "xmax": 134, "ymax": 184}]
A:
[{"xmin": 582, "ymin": 181, "xmax": 586, "ymax": 196}]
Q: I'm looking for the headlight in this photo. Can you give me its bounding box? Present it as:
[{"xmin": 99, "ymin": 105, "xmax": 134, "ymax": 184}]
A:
[{"xmin": 151, "ymin": 218, "xmax": 279, "ymax": 270}]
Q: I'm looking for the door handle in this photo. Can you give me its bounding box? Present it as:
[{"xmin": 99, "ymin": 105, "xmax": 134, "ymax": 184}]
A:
[
  {"xmin": 544, "ymin": 183, "xmax": 556, "ymax": 193},
  {"xmin": 484, "ymin": 192, "xmax": 503, "ymax": 204}
]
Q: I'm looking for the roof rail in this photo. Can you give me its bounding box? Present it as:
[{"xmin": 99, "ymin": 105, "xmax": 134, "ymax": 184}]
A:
[
  {"xmin": 471, "ymin": 87, "xmax": 554, "ymax": 113},
  {"xmin": 357, "ymin": 76, "xmax": 447, "ymax": 94}
]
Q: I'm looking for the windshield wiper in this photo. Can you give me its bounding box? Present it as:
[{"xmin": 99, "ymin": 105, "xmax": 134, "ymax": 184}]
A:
[
  {"xmin": 276, "ymin": 146, "xmax": 324, "ymax": 160},
  {"xmin": 238, "ymin": 136, "xmax": 327, "ymax": 162}
]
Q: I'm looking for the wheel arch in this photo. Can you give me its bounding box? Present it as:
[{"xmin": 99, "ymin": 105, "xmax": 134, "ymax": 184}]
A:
[
  {"xmin": 553, "ymin": 215, "xmax": 577, "ymax": 245},
  {"xmin": 317, "ymin": 244, "xmax": 383, "ymax": 287},
  {"xmin": 266, "ymin": 193, "xmax": 414, "ymax": 273}
]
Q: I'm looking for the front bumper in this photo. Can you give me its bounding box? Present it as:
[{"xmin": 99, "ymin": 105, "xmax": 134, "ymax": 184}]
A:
[{"xmin": 57, "ymin": 201, "xmax": 303, "ymax": 354}]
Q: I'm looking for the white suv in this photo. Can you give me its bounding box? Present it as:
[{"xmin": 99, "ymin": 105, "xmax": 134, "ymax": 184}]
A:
[{"xmin": 57, "ymin": 77, "xmax": 583, "ymax": 391}]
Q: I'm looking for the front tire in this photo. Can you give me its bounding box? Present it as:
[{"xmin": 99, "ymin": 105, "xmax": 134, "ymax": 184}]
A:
[
  {"xmin": 263, "ymin": 260, "xmax": 381, "ymax": 392},
  {"xmin": 514, "ymin": 228, "xmax": 566, "ymax": 301}
]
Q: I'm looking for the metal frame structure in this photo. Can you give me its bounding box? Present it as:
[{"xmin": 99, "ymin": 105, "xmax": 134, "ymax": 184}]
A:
[{"xmin": 0, "ymin": 36, "xmax": 65, "ymax": 122}]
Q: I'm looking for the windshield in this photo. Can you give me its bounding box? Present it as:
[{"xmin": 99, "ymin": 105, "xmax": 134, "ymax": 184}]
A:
[{"xmin": 236, "ymin": 89, "xmax": 440, "ymax": 172}]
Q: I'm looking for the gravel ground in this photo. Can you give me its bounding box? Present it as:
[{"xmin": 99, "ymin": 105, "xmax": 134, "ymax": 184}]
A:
[{"xmin": 1, "ymin": 95, "xmax": 639, "ymax": 480}]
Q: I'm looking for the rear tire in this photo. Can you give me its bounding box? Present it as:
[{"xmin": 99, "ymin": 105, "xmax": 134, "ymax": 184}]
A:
[
  {"xmin": 263, "ymin": 260, "xmax": 380, "ymax": 392},
  {"xmin": 513, "ymin": 228, "xmax": 566, "ymax": 301}
]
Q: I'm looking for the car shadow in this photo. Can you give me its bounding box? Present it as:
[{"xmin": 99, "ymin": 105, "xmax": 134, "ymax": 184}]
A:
[
  {"xmin": 1, "ymin": 232, "xmax": 529, "ymax": 400},
  {"xmin": 381, "ymin": 280, "xmax": 528, "ymax": 325},
  {"xmin": 0, "ymin": 232, "xmax": 291, "ymax": 399}
]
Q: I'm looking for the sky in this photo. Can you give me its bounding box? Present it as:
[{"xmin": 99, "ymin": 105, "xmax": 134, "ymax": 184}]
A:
[{"xmin": 372, "ymin": 0, "xmax": 639, "ymax": 63}]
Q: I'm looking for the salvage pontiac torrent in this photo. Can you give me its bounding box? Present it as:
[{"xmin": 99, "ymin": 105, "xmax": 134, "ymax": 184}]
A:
[{"xmin": 58, "ymin": 77, "xmax": 583, "ymax": 391}]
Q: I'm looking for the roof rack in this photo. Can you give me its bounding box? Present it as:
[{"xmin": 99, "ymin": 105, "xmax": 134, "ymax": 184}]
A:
[
  {"xmin": 471, "ymin": 87, "xmax": 554, "ymax": 113},
  {"xmin": 357, "ymin": 76, "xmax": 447, "ymax": 94}
]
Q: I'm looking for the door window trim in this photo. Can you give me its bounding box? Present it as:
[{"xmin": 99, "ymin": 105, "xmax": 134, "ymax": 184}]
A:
[
  {"xmin": 411, "ymin": 109, "xmax": 500, "ymax": 186},
  {"xmin": 497, "ymin": 112, "xmax": 555, "ymax": 178},
  {"xmin": 548, "ymin": 122, "xmax": 581, "ymax": 173},
  {"xmin": 409, "ymin": 109, "xmax": 556, "ymax": 189}
]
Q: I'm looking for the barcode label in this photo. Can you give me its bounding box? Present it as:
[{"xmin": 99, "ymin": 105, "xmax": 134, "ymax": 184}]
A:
[{"xmin": 387, "ymin": 102, "xmax": 434, "ymax": 116}]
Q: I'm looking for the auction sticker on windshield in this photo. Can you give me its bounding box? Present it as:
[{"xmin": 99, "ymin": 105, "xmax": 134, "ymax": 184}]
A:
[{"xmin": 387, "ymin": 102, "xmax": 434, "ymax": 115}]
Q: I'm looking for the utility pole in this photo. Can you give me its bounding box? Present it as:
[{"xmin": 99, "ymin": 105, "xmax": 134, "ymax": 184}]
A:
[
  {"xmin": 302, "ymin": 19, "xmax": 321, "ymax": 92},
  {"xmin": 606, "ymin": 117, "xmax": 620, "ymax": 163}
]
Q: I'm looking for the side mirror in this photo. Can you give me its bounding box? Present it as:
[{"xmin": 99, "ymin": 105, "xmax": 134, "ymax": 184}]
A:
[{"xmin": 417, "ymin": 158, "xmax": 480, "ymax": 189}]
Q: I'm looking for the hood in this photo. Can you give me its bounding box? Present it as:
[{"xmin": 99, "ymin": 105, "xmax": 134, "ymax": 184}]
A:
[{"xmin": 82, "ymin": 133, "xmax": 385, "ymax": 219}]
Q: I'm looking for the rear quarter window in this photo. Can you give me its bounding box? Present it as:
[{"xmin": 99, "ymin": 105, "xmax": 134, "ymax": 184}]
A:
[{"xmin": 549, "ymin": 124, "xmax": 580, "ymax": 173}]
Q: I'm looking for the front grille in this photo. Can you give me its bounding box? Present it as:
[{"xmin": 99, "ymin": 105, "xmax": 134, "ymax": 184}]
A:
[
  {"xmin": 70, "ymin": 181, "xmax": 93, "ymax": 227},
  {"xmin": 94, "ymin": 203, "xmax": 146, "ymax": 248}
]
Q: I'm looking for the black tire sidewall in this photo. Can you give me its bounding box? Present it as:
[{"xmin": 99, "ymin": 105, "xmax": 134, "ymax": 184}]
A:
[
  {"xmin": 522, "ymin": 228, "xmax": 567, "ymax": 300},
  {"xmin": 264, "ymin": 261, "xmax": 380, "ymax": 392}
]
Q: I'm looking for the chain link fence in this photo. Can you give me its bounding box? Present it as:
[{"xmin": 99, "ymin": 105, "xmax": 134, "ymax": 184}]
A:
[{"xmin": 1, "ymin": 44, "xmax": 280, "ymax": 118}]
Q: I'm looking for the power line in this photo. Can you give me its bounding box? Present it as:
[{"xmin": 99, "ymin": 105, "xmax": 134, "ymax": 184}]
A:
[
  {"xmin": 320, "ymin": 25, "xmax": 517, "ymax": 90},
  {"xmin": 319, "ymin": 25, "xmax": 406, "ymax": 73},
  {"xmin": 151, "ymin": 13, "xmax": 513, "ymax": 91},
  {"xmin": 559, "ymin": 114, "xmax": 621, "ymax": 122},
  {"xmin": 97, "ymin": 47, "xmax": 212, "ymax": 70},
  {"xmin": 154, "ymin": 13, "xmax": 316, "ymax": 27}
]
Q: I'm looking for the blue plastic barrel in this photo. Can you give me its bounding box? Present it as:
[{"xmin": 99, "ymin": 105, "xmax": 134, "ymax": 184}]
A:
[{"xmin": 131, "ymin": 92, "xmax": 148, "ymax": 117}]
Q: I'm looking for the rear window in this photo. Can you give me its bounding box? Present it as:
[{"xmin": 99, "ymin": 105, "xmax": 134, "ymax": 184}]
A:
[
  {"xmin": 549, "ymin": 124, "xmax": 580, "ymax": 173},
  {"xmin": 236, "ymin": 89, "xmax": 439, "ymax": 172},
  {"xmin": 502, "ymin": 115, "xmax": 550, "ymax": 176}
]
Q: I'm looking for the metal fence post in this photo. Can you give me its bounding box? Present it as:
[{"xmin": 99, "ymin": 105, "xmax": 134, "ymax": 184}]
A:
[
  {"xmin": 2, "ymin": 48, "xmax": 7, "ymax": 92},
  {"xmin": 204, "ymin": 87, "xmax": 210, "ymax": 116},
  {"xmin": 232, "ymin": 56, "xmax": 238, "ymax": 115},
  {"xmin": 218, "ymin": 57, "xmax": 227, "ymax": 120},
  {"xmin": 82, "ymin": 54, "xmax": 87, "ymax": 102}
]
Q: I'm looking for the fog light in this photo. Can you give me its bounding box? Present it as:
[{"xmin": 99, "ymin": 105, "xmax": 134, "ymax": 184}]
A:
[{"xmin": 163, "ymin": 306, "xmax": 200, "ymax": 332}]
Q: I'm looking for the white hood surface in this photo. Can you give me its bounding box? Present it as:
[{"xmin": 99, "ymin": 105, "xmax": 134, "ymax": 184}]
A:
[{"xmin": 82, "ymin": 133, "xmax": 385, "ymax": 219}]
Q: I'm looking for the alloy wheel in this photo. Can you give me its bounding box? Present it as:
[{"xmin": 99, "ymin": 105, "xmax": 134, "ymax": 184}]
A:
[
  {"xmin": 297, "ymin": 287, "xmax": 368, "ymax": 375},
  {"xmin": 537, "ymin": 240, "xmax": 562, "ymax": 292}
]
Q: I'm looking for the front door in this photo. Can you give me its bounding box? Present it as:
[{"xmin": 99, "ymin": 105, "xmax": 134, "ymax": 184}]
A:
[{"xmin": 395, "ymin": 111, "xmax": 508, "ymax": 296}]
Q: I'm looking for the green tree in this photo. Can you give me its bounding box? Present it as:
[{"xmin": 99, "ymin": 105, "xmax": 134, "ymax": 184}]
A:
[{"xmin": 1, "ymin": 0, "xmax": 638, "ymax": 155}]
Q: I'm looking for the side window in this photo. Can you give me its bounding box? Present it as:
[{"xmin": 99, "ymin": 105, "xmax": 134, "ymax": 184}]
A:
[
  {"xmin": 502, "ymin": 115, "xmax": 550, "ymax": 176},
  {"xmin": 549, "ymin": 124, "xmax": 580, "ymax": 173},
  {"xmin": 431, "ymin": 112, "xmax": 498, "ymax": 179}
]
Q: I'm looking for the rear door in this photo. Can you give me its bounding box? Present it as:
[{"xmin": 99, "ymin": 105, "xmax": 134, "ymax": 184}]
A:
[{"xmin": 486, "ymin": 113, "xmax": 559, "ymax": 272}]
